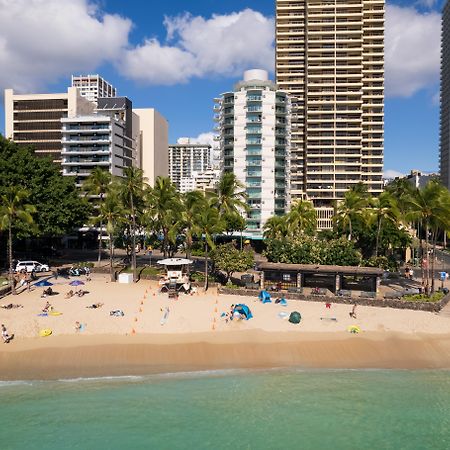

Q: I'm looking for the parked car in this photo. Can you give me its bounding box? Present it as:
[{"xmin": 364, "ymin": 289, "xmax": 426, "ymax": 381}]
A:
[{"xmin": 15, "ymin": 261, "xmax": 50, "ymax": 273}]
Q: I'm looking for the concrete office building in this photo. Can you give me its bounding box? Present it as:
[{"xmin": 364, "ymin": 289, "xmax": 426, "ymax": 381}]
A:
[
  {"xmin": 276, "ymin": 0, "xmax": 385, "ymax": 228},
  {"xmin": 441, "ymin": 0, "xmax": 450, "ymax": 189},
  {"xmin": 215, "ymin": 69, "xmax": 291, "ymax": 237},
  {"xmin": 4, "ymin": 87, "xmax": 94, "ymax": 161},
  {"xmin": 61, "ymin": 115, "xmax": 135, "ymax": 187},
  {"xmin": 169, "ymin": 138, "xmax": 212, "ymax": 191},
  {"xmin": 133, "ymin": 108, "xmax": 169, "ymax": 186},
  {"xmin": 72, "ymin": 74, "xmax": 117, "ymax": 104}
]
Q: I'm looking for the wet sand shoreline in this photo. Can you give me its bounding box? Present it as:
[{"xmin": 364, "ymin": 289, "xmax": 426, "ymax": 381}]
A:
[{"xmin": 1, "ymin": 331, "xmax": 449, "ymax": 380}]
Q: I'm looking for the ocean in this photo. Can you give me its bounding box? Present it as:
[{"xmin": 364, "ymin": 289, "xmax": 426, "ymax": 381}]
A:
[{"xmin": 0, "ymin": 369, "xmax": 449, "ymax": 450}]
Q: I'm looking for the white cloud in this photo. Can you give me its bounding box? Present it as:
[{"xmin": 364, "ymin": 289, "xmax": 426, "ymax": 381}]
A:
[
  {"xmin": 384, "ymin": 169, "xmax": 404, "ymax": 179},
  {"xmin": 120, "ymin": 9, "xmax": 275, "ymax": 85},
  {"xmin": 432, "ymin": 90, "xmax": 440, "ymax": 105},
  {"xmin": 0, "ymin": 0, "xmax": 131, "ymax": 93},
  {"xmin": 416, "ymin": 0, "xmax": 438, "ymax": 8},
  {"xmin": 385, "ymin": 4, "xmax": 441, "ymax": 97},
  {"xmin": 188, "ymin": 132, "xmax": 217, "ymax": 146}
]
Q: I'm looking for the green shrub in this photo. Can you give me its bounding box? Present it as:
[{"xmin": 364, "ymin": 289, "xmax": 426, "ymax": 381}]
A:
[
  {"xmin": 402, "ymin": 292, "xmax": 445, "ymax": 302},
  {"xmin": 264, "ymin": 236, "xmax": 361, "ymax": 266}
]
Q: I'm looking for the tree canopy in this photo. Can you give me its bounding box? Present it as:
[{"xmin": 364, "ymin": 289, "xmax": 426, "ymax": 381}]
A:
[{"xmin": 0, "ymin": 136, "xmax": 91, "ymax": 238}]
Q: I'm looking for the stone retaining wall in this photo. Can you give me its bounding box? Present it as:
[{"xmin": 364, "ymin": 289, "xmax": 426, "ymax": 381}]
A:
[
  {"xmin": 218, "ymin": 287, "xmax": 450, "ymax": 313},
  {"xmin": 0, "ymin": 285, "xmax": 11, "ymax": 298}
]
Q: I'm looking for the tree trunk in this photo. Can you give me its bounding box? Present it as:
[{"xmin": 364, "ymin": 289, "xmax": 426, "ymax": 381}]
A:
[
  {"xmin": 375, "ymin": 217, "xmax": 381, "ymax": 257},
  {"xmin": 130, "ymin": 194, "xmax": 137, "ymax": 283},
  {"xmin": 204, "ymin": 243, "xmax": 209, "ymax": 291},
  {"xmin": 8, "ymin": 224, "xmax": 16, "ymax": 295},
  {"xmin": 348, "ymin": 218, "xmax": 352, "ymax": 241},
  {"xmin": 109, "ymin": 232, "xmax": 115, "ymax": 282},
  {"xmin": 431, "ymin": 231, "xmax": 437, "ymax": 294},
  {"xmin": 425, "ymin": 223, "xmax": 430, "ymax": 295},
  {"xmin": 97, "ymin": 219, "xmax": 103, "ymax": 267}
]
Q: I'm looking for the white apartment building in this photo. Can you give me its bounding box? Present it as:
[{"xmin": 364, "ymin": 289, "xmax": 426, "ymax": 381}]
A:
[
  {"xmin": 169, "ymin": 138, "xmax": 212, "ymax": 191},
  {"xmin": 4, "ymin": 87, "xmax": 94, "ymax": 161},
  {"xmin": 61, "ymin": 116, "xmax": 134, "ymax": 187},
  {"xmin": 215, "ymin": 69, "xmax": 291, "ymax": 237},
  {"xmin": 72, "ymin": 74, "xmax": 117, "ymax": 104},
  {"xmin": 276, "ymin": 0, "xmax": 385, "ymax": 228},
  {"xmin": 179, "ymin": 169, "xmax": 220, "ymax": 193}
]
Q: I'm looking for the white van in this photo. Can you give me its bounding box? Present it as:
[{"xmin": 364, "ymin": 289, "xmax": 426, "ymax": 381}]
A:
[{"xmin": 15, "ymin": 261, "xmax": 50, "ymax": 273}]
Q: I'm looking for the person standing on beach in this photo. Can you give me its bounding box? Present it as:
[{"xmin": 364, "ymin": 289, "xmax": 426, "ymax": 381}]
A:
[{"xmin": 349, "ymin": 304, "xmax": 357, "ymax": 319}]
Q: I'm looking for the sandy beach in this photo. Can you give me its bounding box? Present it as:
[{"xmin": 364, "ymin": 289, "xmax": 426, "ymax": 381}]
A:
[{"xmin": 1, "ymin": 273, "xmax": 450, "ymax": 380}]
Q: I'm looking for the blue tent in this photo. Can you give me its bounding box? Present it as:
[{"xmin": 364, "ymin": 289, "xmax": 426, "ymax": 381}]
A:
[
  {"xmin": 258, "ymin": 290, "xmax": 272, "ymax": 304},
  {"xmin": 233, "ymin": 304, "xmax": 253, "ymax": 320}
]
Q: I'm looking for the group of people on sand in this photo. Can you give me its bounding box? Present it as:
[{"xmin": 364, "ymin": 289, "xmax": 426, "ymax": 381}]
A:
[{"xmin": 64, "ymin": 289, "xmax": 87, "ymax": 299}]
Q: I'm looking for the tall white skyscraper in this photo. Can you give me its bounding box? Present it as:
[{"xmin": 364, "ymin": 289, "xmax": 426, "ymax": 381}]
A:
[
  {"xmin": 276, "ymin": 0, "xmax": 385, "ymax": 228},
  {"xmin": 440, "ymin": 0, "xmax": 450, "ymax": 189},
  {"xmin": 215, "ymin": 69, "xmax": 291, "ymax": 236},
  {"xmin": 169, "ymin": 138, "xmax": 212, "ymax": 192}
]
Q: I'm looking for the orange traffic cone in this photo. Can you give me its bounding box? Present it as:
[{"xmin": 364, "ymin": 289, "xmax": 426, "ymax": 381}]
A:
[
  {"xmin": 131, "ymin": 328, "xmax": 136, "ymax": 335},
  {"xmin": 141, "ymin": 300, "xmax": 144, "ymax": 305}
]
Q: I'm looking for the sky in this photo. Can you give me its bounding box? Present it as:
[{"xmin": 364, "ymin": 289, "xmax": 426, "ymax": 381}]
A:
[{"xmin": 0, "ymin": 0, "xmax": 445, "ymax": 178}]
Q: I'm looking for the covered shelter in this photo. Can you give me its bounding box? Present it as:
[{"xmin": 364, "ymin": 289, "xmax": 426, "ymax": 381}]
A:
[
  {"xmin": 258, "ymin": 262, "xmax": 383, "ymax": 295},
  {"xmin": 157, "ymin": 258, "xmax": 193, "ymax": 293}
]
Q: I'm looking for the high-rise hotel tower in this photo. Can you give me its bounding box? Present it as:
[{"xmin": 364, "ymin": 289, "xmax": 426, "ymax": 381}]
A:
[
  {"xmin": 276, "ymin": 0, "xmax": 384, "ymax": 228},
  {"xmin": 440, "ymin": 0, "xmax": 450, "ymax": 190}
]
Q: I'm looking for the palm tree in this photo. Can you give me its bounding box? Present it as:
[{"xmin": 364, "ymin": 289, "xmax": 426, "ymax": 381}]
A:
[
  {"xmin": 211, "ymin": 172, "xmax": 248, "ymax": 216},
  {"xmin": 407, "ymin": 180, "xmax": 446, "ymax": 293},
  {"xmin": 334, "ymin": 189, "xmax": 368, "ymax": 240},
  {"xmin": 181, "ymin": 190, "xmax": 206, "ymax": 259},
  {"xmin": 83, "ymin": 168, "xmax": 111, "ymax": 266},
  {"xmin": 286, "ymin": 199, "xmax": 317, "ymax": 236},
  {"xmin": 370, "ymin": 192, "xmax": 400, "ymax": 257},
  {"xmin": 99, "ymin": 191, "xmax": 125, "ymax": 282},
  {"xmin": 118, "ymin": 168, "xmax": 146, "ymax": 282},
  {"xmin": 146, "ymin": 177, "xmax": 181, "ymax": 258},
  {"xmin": 193, "ymin": 204, "xmax": 224, "ymax": 291},
  {"xmin": 263, "ymin": 215, "xmax": 289, "ymax": 240},
  {"xmin": 0, "ymin": 187, "xmax": 36, "ymax": 294}
]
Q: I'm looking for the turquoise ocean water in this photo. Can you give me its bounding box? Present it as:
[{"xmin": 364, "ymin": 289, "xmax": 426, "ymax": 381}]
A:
[{"xmin": 0, "ymin": 369, "xmax": 449, "ymax": 450}]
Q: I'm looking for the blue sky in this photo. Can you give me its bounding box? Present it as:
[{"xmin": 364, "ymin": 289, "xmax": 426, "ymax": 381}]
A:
[{"xmin": 0, "ymin": 0, "xmax": 444, "ymax": 177}]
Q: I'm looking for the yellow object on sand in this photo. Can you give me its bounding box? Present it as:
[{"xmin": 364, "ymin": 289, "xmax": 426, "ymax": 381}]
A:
[
  {"xmin": 347, "ymin": 325, "xmax": 361, "ymax": 334},
  {"xmin": 49, "ymin": 311, "xmax": 63, "ymax": 316},
  {"xmin": 39, "ymin": 329, "xmax": 52, "ymax": 337}
]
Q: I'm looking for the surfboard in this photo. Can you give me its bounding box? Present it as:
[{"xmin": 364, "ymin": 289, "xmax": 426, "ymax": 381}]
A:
[{"xmin": 160, "ymin": 307, "xmax": 170, "ymax": 325}]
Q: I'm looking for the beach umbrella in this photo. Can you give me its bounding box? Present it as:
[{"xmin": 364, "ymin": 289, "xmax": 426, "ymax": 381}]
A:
[
  {"xmin": 35, "ymin": 280, "xmax": 53, "ymax": 287},
  {"xmin": 69, "ymin": 280, "xmax": 85, "ymax": 286}
]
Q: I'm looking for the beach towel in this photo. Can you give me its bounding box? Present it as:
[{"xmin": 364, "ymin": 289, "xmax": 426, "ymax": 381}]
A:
[{"xmin": 37, "ymin": 313, "xmax": 48, "ymax": 317}]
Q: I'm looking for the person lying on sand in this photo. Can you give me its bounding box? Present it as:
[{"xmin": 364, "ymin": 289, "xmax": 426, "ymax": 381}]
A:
[
  {"xmin": 75, "ymin": 289, "xmax": 87, "ymax": 297},
  {"xmin": 1, "ymin": 303, "xmax": 23, "ymax": 309},
  {"xmin": 110, "ymin": 309, "xmax": 124, "ymax": 317},
  {"xmin": 64, "ymin": 290, "xmax": 74, "ymax": 299},
  {"xmin": 86, "ymin": 303, "xmax": 104, "ymax": 309},
  {"xmin": 42, "ymin": 301, "xmax": 53, "ymax": 313}
]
